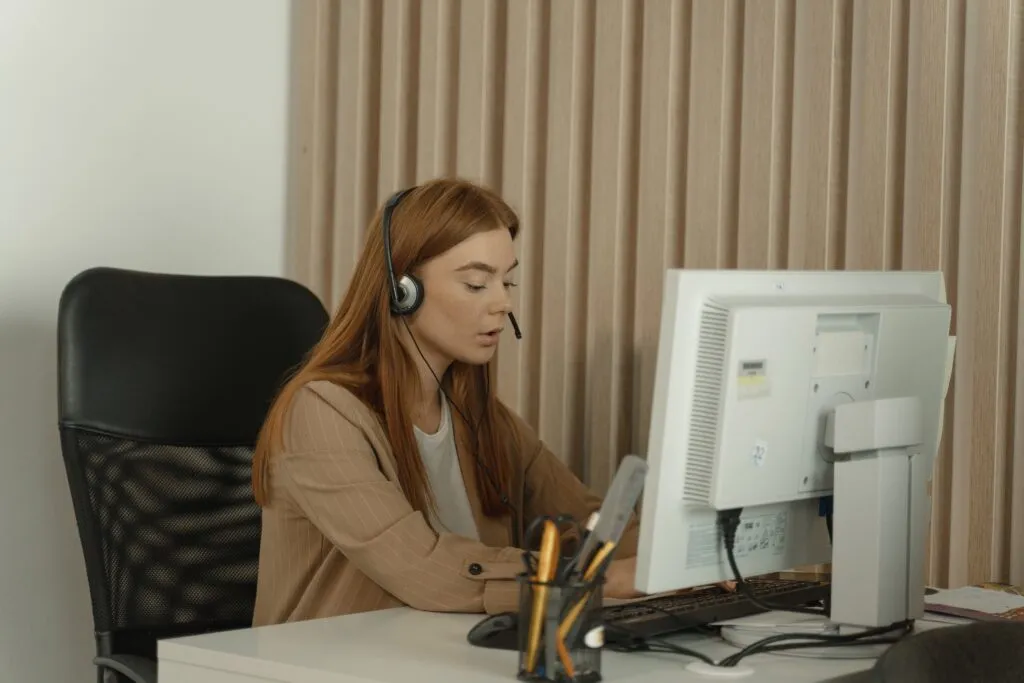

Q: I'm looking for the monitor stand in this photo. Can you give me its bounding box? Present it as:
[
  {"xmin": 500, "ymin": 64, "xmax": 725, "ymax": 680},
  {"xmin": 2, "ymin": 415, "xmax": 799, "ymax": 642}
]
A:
[
  {"xmin": 826, "ymin": 396, "xmax": 927, "ymax": 628},
  {"xmin": 687, "ymin": 398, "xmax": 927, "ymax": 679},
  {"xmin": 684, "ymin": 661, "xmax": 755, "ymax": 679}
]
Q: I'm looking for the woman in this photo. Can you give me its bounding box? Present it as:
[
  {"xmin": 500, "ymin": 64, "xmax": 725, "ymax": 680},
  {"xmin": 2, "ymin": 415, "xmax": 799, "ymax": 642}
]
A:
[{"xmin": 251, "ymin": 178, "xmax": 641, "ymax": 626}]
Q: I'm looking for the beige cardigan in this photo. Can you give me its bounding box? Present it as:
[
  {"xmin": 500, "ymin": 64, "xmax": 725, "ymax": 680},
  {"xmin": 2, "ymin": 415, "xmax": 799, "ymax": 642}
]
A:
[{"xmin": 252, "ymin": 380, "xmax": 639, "ymax": 626}]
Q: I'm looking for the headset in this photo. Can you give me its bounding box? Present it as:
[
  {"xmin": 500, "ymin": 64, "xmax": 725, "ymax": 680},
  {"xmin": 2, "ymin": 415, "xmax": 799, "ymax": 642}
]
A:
[
  {"xmin": 382, "ymin": 187, "xmax": 522, "ymax": 339},
  {"xmin": 380, "ymin": 186, "xmax": 523, "ymax": 546}
]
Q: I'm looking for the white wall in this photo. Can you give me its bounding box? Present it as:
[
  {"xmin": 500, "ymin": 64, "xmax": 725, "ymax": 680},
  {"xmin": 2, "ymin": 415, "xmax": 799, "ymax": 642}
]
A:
[{"xmin": 0, "ymin": 2, "xmax": 290, "ymax": 681}]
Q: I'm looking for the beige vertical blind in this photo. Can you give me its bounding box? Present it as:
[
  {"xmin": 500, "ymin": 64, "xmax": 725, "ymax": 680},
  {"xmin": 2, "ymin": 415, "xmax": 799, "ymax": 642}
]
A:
[{"xmin": 286, "ymin": 0, "xmax": 1024, "ymax": 589}]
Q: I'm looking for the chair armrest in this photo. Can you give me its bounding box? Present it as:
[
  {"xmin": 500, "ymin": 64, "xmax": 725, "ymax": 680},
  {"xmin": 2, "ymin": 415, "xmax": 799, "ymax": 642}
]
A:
[{"xmin": 94, "ymin": 654, "xmax": 157, "ymax": 683}]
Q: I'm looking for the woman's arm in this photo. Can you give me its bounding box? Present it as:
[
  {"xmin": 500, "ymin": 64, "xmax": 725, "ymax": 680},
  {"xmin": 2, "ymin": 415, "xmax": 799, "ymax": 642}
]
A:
[
  {"xmin": 509, "ymin": 410, "xmax": 734, "ymax": 599},
  {"xmin": 510, "ymin": 411, "xmax": 640, "ymax": 558},
  {"xmin": 277, "ymin": 387, "xmax": 522, "ymax": 614}
]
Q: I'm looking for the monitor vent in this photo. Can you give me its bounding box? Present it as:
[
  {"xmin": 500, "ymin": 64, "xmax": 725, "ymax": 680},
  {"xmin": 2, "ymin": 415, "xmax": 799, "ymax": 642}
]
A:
[{"xmin": 683, "ymin": 299, "xmax": 729, "ymax": 504}]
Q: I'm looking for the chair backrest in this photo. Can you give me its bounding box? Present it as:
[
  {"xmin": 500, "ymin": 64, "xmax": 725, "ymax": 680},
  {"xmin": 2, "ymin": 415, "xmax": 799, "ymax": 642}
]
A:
[
  {"xmin": 825, "ymin": 620, "xmax": 1024, "ymax": 682},
  {"xmin": 57, "ymin": 267, "xmax": 328, "ymax": 664},
  {"xmin": 872, "ymin": 620, "xmax": 1024, "ymax": 682}
]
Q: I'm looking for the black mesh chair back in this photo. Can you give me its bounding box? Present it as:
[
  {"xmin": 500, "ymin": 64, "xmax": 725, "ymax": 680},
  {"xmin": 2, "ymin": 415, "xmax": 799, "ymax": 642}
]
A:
[{"xmin": 57, "ymin": 267, "xmax": 329, "ymax": 683}]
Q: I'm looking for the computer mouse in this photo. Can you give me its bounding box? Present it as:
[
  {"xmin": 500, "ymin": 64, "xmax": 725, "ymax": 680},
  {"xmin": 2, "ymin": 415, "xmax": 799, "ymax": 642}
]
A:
[{"xmin": 466, "ymin": 612, "xmax": 520, "ymax": 650}]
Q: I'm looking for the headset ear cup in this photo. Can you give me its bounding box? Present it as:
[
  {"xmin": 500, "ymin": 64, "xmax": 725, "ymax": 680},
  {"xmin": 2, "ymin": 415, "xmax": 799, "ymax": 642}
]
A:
[{"xmin": 392, "ymin": 273, "xmax": 424, "ymax": 315}]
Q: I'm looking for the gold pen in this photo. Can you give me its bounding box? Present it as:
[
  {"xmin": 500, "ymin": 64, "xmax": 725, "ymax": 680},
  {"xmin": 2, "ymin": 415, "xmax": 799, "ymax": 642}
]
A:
[
  {"xmin": 524, "ymin": 520, "xmax": 560, "ymax": 673},
  {"xmin": 557, "ymin": 540, "xmax": 617, "ymax": 653}
]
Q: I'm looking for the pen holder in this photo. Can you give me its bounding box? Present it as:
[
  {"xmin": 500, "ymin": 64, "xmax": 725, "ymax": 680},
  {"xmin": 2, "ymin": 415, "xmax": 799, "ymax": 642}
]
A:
[{"xmin": 516, "ymin": 573, "xmax": 604, "ymax": 683}]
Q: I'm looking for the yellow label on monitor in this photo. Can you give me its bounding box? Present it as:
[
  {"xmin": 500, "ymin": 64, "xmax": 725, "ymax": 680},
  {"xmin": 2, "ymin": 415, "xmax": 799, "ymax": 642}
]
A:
[{"xmin": 737, "ymin": 359, "xmax": 770, "ymax": 399}]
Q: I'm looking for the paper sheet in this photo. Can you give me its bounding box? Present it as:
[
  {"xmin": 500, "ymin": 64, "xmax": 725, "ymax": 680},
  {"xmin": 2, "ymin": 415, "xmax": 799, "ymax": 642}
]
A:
[
  {"xmin": 928, "ymin": 336, "xmax": 956, "ymax": 498},
  {"xmin": 936, "ymin": 336, "xmax": 956, "ymax": 439},
  {"xmin": 925, "ymin": 585, "xmax": 1024, "ymax": 622}
]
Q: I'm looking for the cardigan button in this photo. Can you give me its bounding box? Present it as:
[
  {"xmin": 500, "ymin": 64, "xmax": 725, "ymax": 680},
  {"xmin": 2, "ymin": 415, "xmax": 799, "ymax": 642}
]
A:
[{"xmin": 468, "ymin": 563, "xmax": 483, "ymax": 576}]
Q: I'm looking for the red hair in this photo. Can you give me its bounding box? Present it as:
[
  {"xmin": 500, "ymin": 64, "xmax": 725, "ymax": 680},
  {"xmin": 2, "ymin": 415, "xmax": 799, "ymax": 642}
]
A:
[{"xmin": 252, "ymin": 178, "xmax": 520, "ymax": 517}]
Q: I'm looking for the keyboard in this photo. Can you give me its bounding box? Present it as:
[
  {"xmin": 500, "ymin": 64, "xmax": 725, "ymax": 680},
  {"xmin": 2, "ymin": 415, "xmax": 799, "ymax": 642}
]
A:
[
  {"xmin": 466, "ymin": 578, "xmax": 831, "ymax": 650},
  {"xmin": 603, "ymin": 578, "xmax": 830, "ymax": 641}
]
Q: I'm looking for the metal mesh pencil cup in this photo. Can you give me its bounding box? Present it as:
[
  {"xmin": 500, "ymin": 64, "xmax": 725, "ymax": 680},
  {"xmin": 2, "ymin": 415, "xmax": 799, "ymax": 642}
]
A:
[{"xmin": 516, "ymin": 573, "xmax": 604, "ymax": 683}]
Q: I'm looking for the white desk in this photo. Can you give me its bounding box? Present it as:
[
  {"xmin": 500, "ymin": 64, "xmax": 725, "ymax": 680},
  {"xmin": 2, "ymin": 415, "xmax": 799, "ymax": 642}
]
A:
[{"xmin": 158, "ymin": 608, "xmax": 885, "ymax": 683}]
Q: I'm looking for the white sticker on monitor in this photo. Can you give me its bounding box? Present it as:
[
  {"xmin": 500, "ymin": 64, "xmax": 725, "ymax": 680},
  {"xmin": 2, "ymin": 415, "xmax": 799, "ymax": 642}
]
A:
[
  {"xmin": 737, "ymin": 359, "xmax": 770, "ymax": 399},
  {"xmin": 685, "ymin": 511, "xmax": 788, "ymax": 569},
  {"xmin": 751, "ymin": 440, "xmax": 768, "ymax": 467}
]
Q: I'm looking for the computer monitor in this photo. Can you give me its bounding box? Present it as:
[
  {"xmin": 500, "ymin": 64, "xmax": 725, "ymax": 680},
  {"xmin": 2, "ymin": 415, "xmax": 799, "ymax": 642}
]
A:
[{"xmin": 635, "ymin": 269, "xmax": 953, "ymax": 631}]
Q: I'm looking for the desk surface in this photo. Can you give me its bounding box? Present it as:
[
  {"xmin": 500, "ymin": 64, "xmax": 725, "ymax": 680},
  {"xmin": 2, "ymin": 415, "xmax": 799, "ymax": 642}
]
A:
[{"xmin": 158, "ymin": 608, "xmax": 885, "ymax": 683}]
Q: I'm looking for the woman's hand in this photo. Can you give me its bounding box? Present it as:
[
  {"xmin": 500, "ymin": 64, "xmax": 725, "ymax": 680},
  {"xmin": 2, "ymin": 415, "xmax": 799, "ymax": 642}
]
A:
[
  {"xmin": 604, "ymin": 556, "xmax": 644, "ymax": 600},
  {"xmin": 604, "ymin": 556, "xmax": 737, "ymax": 600}
]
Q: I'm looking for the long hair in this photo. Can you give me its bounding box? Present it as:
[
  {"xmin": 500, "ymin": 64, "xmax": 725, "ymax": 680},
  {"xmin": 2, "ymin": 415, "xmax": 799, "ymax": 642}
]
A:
[{"xmin": 252, "ymin": 178, "xmax": 520, "ymax": 517}]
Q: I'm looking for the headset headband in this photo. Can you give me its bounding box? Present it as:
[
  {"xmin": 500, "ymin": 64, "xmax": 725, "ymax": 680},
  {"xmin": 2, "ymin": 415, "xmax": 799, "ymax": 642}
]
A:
[{"xmin": 382, "ymin": 187, "xmax": 416, "ymax": 311}]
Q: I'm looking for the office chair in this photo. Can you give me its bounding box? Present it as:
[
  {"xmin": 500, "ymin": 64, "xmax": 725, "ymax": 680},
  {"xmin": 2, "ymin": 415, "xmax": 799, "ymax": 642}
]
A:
[
  {"xmin": 824, "ymin": 620, "xmax": 1024, "ymax": 682},
  {"xmin": 57, "ymin": 267, "xmax": 329, "ymax": 683}
]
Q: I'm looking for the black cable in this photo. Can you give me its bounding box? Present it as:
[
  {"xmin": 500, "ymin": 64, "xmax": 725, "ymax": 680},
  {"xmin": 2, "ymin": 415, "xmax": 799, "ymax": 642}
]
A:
[
  {"xmin": 606, "ymin": 622, "xmax": 910, "ymax": 671},
  {"xmin": 711, "ymin": 509, "xmax": 917, "ymax": 668},
  {"xmin": 402, "ymin": 319, "xmax": 521, "ymax": 546},
  {"xmin": 731, "ymin": 634, "xmax": 904, "ymax": 660},
  {"xmin": 718, "ymin": 619, "xmax": 913, "ymax": 667},
  {"xmin": 604, "ymin": 606, "xmax": 911, "ymax": 670},
  {"xmin": 717, "ymin": 509, "xmax": 826, "ymax": 617},
  {"xmin": 602, "ymin": 512, "xmax": 912, "ymax": 672},
  {"xmin": 603, "ymin": 624, "xmax": 715, "ymax": 666},
  {"xmin": 819, "ymin": 495, "xmax": 834, "ymax": 546}
]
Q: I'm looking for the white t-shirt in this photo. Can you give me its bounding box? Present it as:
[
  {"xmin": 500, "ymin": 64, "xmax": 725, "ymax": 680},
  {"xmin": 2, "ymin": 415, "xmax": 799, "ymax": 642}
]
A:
[{"xmin": 413, "ymin": 396, "xmax": 481, "ymax": 540}]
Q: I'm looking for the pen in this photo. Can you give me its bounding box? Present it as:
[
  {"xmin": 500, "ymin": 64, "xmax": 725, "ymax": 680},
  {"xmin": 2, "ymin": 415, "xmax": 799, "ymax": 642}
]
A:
[
  {"xmin": 524, "ymin": 519, "xmax": 560, "ymax": 673},
  {"xmin": 573, "ymin": 455, "xmax": 647, "ymax": 577},
  {"xmin": 558, "ymin": 541, "xmax": 617, "ymax": 653},
  {"xmin": 560, "ymin": 511, "xmax": 599, "ymax": 582}
]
